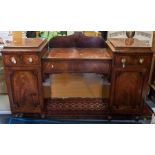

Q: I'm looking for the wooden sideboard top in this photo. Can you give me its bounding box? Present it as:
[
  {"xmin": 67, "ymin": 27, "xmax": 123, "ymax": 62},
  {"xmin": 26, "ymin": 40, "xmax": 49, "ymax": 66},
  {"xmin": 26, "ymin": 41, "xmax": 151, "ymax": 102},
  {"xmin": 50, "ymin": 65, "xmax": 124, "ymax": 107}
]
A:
[
  {"xmin": 109, "ymin": 38, "xmax": 150, "ymax": 48},
  {"xmin": 43, "ymin": 48, "xmax": 112, "ymax": 60},
  {"xmin": 4, "ymin": 38, "xmax": 45, "ymax": 48},
  {"xmin": 1, "ymin": 38, "xmax": 48, "ymax": 53},
  {"xmin": 107, "ymin": 38, "xmax": 153, "ymax": 53}
]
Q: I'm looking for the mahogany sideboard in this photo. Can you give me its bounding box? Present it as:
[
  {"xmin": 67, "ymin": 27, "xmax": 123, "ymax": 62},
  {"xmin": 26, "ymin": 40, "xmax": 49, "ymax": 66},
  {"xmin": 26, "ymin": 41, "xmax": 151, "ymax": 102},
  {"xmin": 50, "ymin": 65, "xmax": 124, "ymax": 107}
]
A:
[{"xmin": 1, "ymin": 38, "xmax": 153, "ymax": 118}]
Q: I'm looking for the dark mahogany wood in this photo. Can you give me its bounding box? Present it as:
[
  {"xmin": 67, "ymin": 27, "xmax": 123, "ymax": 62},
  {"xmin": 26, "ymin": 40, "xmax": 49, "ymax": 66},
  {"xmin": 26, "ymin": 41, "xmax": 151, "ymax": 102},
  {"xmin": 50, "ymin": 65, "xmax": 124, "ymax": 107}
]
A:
[
  {"xmin": 110, "ymin": 68, "xmax": 146, "ymax": 114},
  {"xmin": 42, "ymin": 48, "xmax": 112, "ymax": 75},
  {"xmin": 114, "ymin": 54, "xmax": 152, "ymax": 67},
  {"xmin": 43, "ymin": 48, "xmax": 112, "ymax": 59},
  {"xmin": 45, "ymin": 98, "xmax": 109, "ymax": 117},
  {"xmin": 109, "ymin": 38, "xmax": 150, "ymax": 48},
  {"xmin": 107, "ymin": 38, "xmax": 153, "ymax": 115},
  {"xmin": 49, "ymin": 32, "xmax": 107, "ymax": 48},
  {"xmin": 43, "ymin": 59, "xmax": 111, "ymax": 74},
  {"xmin": 5, "ymin": 68, "xmax": 42, "ymax": 113},
  {"xmin": 148, "ymin": 55, "xmax": 155, "ymax": 100},
  {"xmin": 1, "ymin": 38, "xmax": 48, "ymax": 114},
  {"xmin": 1, "ymin": 37, "xmax": 153, "ymax": 119}
]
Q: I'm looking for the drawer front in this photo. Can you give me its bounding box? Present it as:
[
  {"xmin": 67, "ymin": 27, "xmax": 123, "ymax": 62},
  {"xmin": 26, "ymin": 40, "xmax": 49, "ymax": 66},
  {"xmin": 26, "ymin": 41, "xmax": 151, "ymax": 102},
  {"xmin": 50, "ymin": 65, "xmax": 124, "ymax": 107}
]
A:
[
  {"xmin": 3, "ymin": 54, "xmax": 39, "ymax": 66},
  {"xmin": 43, "ymin": 60, "xmax": 111, "ymax": 74},
  {"xmin": 71, "ymin": 61, "xmax": 110, "ymax": 73},
  {"xmin": 114, "ymin": 55, "xmax": 151, "ymax": 67},
  {"xmin": 3, "ymin": 55, "xmax": 22, "ymax": 66},
  {"xmin": 44, "ymin": 61, "xmax": 72, "ymax": 73},
  {"xmin": 23, "ymin": 55, "xmax": 39, "ymax": 65}
]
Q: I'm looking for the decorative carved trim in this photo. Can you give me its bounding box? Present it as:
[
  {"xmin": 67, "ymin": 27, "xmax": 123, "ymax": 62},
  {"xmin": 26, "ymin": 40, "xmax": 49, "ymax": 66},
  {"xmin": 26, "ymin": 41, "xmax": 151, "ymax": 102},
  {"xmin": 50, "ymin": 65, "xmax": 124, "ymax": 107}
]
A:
[{"xmin": 46, "ymin": 98, "xmax": 109, "ymax": 115}]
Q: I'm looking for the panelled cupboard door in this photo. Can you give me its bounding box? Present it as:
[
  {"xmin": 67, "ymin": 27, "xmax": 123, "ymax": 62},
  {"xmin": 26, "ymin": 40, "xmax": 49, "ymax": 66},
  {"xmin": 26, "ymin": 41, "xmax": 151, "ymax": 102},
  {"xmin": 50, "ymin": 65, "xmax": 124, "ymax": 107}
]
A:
[
  {"xmin": 5, "ymin": 69, "xmax": 42, "ymax": 113},
  {"xmin": 110, "ymin": 68, "xmax": 147, "ymax": 114}
]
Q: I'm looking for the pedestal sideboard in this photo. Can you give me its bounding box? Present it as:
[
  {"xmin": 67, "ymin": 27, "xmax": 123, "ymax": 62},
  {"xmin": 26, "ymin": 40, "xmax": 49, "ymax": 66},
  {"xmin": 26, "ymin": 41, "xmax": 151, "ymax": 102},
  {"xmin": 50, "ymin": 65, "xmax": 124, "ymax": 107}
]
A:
[{"xmin": 1, "ymin": 38, "xmax": 153, "ymax": 118}]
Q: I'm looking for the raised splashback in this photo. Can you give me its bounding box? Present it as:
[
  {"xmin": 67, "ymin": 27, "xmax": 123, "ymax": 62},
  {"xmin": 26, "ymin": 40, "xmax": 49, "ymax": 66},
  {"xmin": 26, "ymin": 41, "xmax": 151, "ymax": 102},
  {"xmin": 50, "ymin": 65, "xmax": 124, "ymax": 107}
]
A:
[{"xmin": 49, "ymin": 32, "xmax": 107, "ymax": 48}]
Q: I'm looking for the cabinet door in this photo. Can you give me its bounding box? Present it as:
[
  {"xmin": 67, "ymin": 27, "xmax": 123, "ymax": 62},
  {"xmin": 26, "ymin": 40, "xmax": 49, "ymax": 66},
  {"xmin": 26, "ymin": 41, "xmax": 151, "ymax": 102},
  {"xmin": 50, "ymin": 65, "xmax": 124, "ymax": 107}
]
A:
[
  {"xmin": 110, "ymin": 68, "xmax": 147, "ymax": 114},
  {"xmin": 5, "ymin": 69, "xmax": 43, "ymax": 113}
]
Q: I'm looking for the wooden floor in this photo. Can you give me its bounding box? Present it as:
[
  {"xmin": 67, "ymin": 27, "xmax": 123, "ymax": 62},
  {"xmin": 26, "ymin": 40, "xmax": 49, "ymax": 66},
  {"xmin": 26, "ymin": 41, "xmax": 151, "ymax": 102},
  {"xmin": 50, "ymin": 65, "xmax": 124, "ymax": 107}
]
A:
[{"xmin": 43, "ymin": 73, "xmax": 110, "ymax": 98}]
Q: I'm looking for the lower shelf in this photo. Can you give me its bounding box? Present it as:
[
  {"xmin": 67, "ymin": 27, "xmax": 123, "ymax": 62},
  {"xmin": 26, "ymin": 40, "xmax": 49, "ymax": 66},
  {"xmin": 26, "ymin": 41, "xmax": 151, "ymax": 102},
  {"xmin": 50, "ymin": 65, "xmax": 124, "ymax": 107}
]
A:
[
  {"xmin": 44, "ymin": 97, "xmax": 152, "ymax": 118},
  {"xmin": 6, "ymin": 97, "xmax": 152, "ymax": 119},
  {"xmin": 45, "ymin": 98, "xmax": 109, "ymax": 118}
]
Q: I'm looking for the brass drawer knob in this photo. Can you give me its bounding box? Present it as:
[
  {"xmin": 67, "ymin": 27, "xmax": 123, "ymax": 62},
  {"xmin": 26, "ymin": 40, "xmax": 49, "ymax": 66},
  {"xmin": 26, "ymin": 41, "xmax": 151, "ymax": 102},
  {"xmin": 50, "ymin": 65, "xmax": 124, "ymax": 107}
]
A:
[
  {"xmin": 139, "ymin": 58, "xmax": 144, "ymax": 64},
  {"xmin": 121, "ymin": 58, "xmax": 126, "ymax": 68},
  {"xmin": 51, "ymin": 65, "xmax": 54, "ymax": 68},
  {"xmin": 10, "ymin": 57, "xmax": 17, "ymax": 64},
  {"xmin": 28, "ymin": 57, "xmax": 33, "ymax": 63}
]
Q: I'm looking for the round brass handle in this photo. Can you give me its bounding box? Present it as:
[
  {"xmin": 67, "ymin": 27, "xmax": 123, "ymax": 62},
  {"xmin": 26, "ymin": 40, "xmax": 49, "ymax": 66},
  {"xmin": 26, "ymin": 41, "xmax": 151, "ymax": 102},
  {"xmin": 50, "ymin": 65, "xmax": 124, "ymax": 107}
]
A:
[
  {"xmin": 121, "ymin": 58, "xmax": 126, "ymax": 68},
  {"xmin": 11, "ymin": 57, "xmax": 17, "ymax": 64},
  {"xmin": 51, "ymin": 65, "xmax": 54, "ymax": 68},
  {"xmin": 139, "ymin": 58, "xmax": 144, "ymax": 64},
  {"xmin": 28, "ymin": 57, "xmax": 33, "ymax": 63}
]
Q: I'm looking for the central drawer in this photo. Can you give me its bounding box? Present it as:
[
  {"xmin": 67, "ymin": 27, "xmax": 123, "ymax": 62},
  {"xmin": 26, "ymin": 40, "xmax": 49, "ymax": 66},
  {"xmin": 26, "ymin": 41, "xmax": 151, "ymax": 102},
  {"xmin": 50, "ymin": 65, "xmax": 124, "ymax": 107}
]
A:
[{"xmin": 43, "ymin": 60, "xmax": 111, "ymax": 74}]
